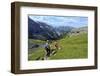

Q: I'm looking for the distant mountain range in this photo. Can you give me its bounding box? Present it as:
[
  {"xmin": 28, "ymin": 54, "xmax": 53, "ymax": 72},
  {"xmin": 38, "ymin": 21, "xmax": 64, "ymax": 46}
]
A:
[
  {"xmin": 28, "ymin": 17, "xmax": 87, "ymax": 40},
  {"xmin": 54, "ymin": 26, "xmax": 74, "ymax": 36},
  {"xmin": 70, "ymin": 26, "xmax": 88, "ymax": 33}
]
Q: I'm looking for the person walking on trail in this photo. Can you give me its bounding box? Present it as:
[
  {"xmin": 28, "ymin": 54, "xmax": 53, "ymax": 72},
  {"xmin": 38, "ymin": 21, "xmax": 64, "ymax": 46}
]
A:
[
  {"xmin": 55, "ymin": 41, "xmax": 61, "ymax": 50},
  {"xmin": 44, "ymin": 40, "xmax": 51, "ymax": 59}
]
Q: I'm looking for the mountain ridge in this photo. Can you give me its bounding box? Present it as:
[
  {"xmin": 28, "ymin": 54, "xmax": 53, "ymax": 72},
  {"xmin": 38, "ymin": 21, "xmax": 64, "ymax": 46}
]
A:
[{"xmin": 28, "ymin": 17, "xmax": 87, "ymax": 40}]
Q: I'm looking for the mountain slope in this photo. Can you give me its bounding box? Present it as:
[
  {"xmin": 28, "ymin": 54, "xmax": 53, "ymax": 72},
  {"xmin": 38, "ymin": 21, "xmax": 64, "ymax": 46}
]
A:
[{"xmin": 28, "ymin": 17, "xmax": 59, "ymax": 40}]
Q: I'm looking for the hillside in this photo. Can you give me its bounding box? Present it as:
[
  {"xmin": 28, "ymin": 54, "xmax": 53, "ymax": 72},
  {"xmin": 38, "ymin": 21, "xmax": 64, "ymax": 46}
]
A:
[
  {"xmin": 28, "ymin": 17, "xmax": 59, "ymax": 40},
  {"xmin": 50, "ymin": 33, "xmax": 88, "ymax": 59},
  {"xmin": 28, "ymin": 17, "xmax": 74, "ymax": 40},
  {"xmin": 28, "ymin": 33, "xmax": 88, "ymax": 60}
]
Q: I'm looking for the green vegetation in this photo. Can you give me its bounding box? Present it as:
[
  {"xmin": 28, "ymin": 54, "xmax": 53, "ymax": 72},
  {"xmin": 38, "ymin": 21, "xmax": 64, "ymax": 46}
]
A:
[
  {"xmin": 28, "ymin": 39, "xmax": 45, "ymax": 60},
  {"xmin": 28, "ymin": 33, "xmax": 88, "ymax": 60}
]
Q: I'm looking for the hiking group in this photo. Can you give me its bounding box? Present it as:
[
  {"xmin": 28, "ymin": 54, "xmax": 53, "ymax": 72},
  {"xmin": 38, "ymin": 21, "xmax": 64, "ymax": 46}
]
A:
[{"xmin": 44, "ymin": 40, "xmax": 61, "ymax": 60}]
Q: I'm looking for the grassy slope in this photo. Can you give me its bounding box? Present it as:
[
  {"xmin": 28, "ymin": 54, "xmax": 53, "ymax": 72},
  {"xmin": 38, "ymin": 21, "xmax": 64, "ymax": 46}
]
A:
[
  {"xmin": 28, "ymin": 39, "xmax": 45, "ymax": 60},
  {"xmin": 28, "ymin": 33, "xmax": 88, "ymax": 60},
  {"xmin": 50, "ymin": 33, "xmax": 88, "ymax": 59}
]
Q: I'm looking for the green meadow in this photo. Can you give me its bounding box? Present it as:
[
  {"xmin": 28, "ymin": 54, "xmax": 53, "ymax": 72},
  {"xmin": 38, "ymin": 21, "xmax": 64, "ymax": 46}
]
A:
[{"xmin": 28, "ymin": 33, "xmax": 88, "ymax": 60}]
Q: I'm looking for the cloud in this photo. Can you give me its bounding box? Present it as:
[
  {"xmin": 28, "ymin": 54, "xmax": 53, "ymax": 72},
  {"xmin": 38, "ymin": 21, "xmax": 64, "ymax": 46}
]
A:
[{"xmin": 29, "ymin": 15, "xmax": 88, "ymax": 28}]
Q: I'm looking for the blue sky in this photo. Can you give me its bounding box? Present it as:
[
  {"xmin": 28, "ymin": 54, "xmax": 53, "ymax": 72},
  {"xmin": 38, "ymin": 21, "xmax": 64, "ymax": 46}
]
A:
[{"xmin": 29, "ymin": 15, "xmax": 88, "ymax": 28}]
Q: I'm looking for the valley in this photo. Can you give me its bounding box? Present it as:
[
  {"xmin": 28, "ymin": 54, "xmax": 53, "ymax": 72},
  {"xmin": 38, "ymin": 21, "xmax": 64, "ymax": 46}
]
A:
[{"xmin": 28, "ymin": 17, "xmax": 88, "ymax": 60}]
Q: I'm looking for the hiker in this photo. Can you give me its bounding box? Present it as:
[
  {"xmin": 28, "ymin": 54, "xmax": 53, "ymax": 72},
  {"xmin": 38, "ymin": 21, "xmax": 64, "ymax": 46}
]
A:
[
  {"xmin": 54, "ymin": 41, "xmax": 61, "ymax": 50},
  {"xmin": 44, "ymin": 40, "xmax": 51, "ymax": 58}
]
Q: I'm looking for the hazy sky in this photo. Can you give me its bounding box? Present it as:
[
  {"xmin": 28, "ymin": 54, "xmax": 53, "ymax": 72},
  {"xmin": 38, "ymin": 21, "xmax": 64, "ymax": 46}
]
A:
[{"xmin": 29, "ymin": 15, "xmax": 88, "ymax": 28}]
